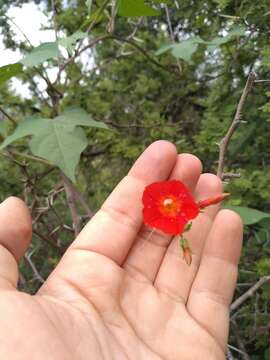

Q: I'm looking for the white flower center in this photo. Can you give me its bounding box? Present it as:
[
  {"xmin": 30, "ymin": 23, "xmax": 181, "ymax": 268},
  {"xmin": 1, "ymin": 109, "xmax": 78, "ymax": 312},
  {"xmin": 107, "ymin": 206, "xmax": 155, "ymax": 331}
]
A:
[{"xmin": 163, "ymin": 198, "xmax": 173, "ymax": 207}]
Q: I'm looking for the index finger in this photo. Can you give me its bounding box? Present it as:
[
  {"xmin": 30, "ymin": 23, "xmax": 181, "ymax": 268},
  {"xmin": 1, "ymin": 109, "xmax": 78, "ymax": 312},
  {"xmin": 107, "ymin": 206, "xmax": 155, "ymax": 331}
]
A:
[{"xmin": 69, "ymin": 141, "xmax": 177, "ymax": 265}]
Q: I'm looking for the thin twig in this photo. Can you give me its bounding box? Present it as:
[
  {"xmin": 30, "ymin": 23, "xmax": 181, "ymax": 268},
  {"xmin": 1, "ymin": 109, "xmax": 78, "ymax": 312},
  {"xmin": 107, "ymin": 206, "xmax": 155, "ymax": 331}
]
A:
[
  {"xmin": 56, "ymin": 0, "xmax": 110, "ymax": 83},
  {"xmin": 114, "ymin": 36, "xmax": 177, "ymax": 75},
  {"xmin": 51, "ymin": 0, "xmax": 62, "ymax": 73},
  {"xmin": 231, "ymin": 320, "xmax": 250, "ymax": 360},
  {"xmin": 230, "ymin": 275, "xmax": 270, "ymax": 312},
  {"xmin": 217, "ymin": 72, "xmax": 257, "ymax": 178},
  {"xmin": 222, "ymin": 172, "xmax": 241, "ymax": 180},
  {"xmin": 164, "ymin": 4, "xmax": 182, "ymax": 73},
  {"xmin": 4, "ymin": 13, "xmax": 61, "ymax": 104},
  {"xmin": 24, "ymin": 253, "xmax": 45, "ymax": 284},
  {"xmin": 25, "ymin": 74, "xmax": 51, "ymax": 107},
  {"xmin": 58, "ymin": 31, "xmax": 177, "ymax": 85},
  {"xmin": 51, "ymin": 0, "xmax": 59, "ymax": 41},
  {"xmin": 6, "ymin": 149, "xmax": 52, "ymax": 166},
  {"xmin": 246, "ymin": 325, "xmax": 270, "ymax": 345},
  {"xmin": 104, "ymin": 120, "xmax": 178, "ymax": 129},
  {"xmin": 0, "ymin": 106, "xmax": 17, "ymax": 126},
  {"xmin": 107, "ymin": 0, "xmax": 117, "ymax": 33},
  {"xmin": 126, "ymin": 17, "xmax": 144, "ymax": 41},
  {"xmin": 254, "ymin": 79, "xmax": 270, "ymax": 83},
  {"xmin": 4, "ymin": 14, "xmax": 33, "ymax": 47},
  {"xmin": 33, "ymin": 229, "xmax": 64, "ymax": 254},
  {"xmin": 55, "ymin": 35, "xmax": 109, "ymax": 83},
  {"xmin": 228, "ymin": 344, "xmax": 247, "ymax": 357},
  {"xmin": 85, "ymin": 0, "xmax": 111, "ymax": 35},
  {"xmin": 72, "ymin": 189, "xmax": 93, "ymax": 219},
  {"xmin": 61, "ymin": 172, "xmax": 81, "ymax": 236},
  {"xmin": 61, "ymin": 172, "xmax": 93, "ymax": 219}
]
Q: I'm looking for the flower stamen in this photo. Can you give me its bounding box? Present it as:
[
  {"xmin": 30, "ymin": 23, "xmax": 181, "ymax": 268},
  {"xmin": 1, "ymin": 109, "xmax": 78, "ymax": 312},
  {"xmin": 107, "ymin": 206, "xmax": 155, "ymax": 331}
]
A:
[{"xmin": 163, "ymin": 198, "xmax": 174, "ymax": 208}]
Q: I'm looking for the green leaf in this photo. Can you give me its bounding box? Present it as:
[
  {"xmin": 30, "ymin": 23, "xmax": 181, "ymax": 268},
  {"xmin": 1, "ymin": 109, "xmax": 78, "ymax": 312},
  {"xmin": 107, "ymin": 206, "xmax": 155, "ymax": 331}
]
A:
[
  {"xmin": 171, "ymin": 38, "xmax": 202, "ymax": 63},
  {"xmin": 0, "ymin": 116, "xmax": 47, "ymax": 149},
  {"xmin": 118, "ymin": 0, "xmax": 160, "ymax": 17},
  {"xmin": 85, "ymin": 0, "xmax": 93, "ymax": 14},
  {"xmin": 213, "ymin": 0, "xmax": 231, "ymax": 9},
  {"xmin": 227, "ymin": 25, "xmax": 246, "ymax": 37},
  {"xmin": 29, "ymin": 122, "xmax": 88, "ymax": 182},
  {"xmin": 206, "ymin": 36, "xmax": 229, "ymax": 51},
  {"xmin": 20, "ymin": 42, "xmax": 60, "ymax": 67},
  {"xmin": 0, "ymin": 122, "xmax": 9, "ymax": 137},
  {"xmin": 58, "ymin": 31, "xmax": 87, "ymax": 53},
  {"xmin": 206, "ymin": 26, "xmax": 246, "ymax": 51},
  {"xmin": 0, "ymin": 63, "xmax": 23, "ymax": 85},
  {"xmin": 0, "ymin": 108, "xmax": 109, "ymax": 180},
  {"xmin": 155, "ymin": 43, "xmax": 173, "ymax": 56},
  {"xmin": 223, "ymin": 205, "xmax": 270, "ymax": 225},
  {"xmin": 157, "ymin": 37, "xmax": 206, "ymax": 62},
  {"xmin": 58, "ymin": 107, "xmax": 109, "ymax": 129}
]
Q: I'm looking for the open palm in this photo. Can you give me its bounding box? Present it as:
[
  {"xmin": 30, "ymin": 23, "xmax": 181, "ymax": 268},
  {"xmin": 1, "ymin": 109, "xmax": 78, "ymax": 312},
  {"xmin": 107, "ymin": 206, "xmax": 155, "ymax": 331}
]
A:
[{"xmin": 0, "ymin": 141, "xmax": 242, "ymax": 360}]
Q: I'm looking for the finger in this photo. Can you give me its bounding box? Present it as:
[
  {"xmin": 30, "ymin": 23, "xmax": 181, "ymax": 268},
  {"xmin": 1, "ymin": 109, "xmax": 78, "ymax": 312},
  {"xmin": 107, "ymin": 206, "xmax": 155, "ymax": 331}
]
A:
[
  {"xmin": 154, "ymin": 174, "xmax": 223, "ymax": 303},
  {"xmin": 68, "ymin": 141, "xmax": 177, "ymax": 265},
  {"xmin": 187, "ymin": 210, "xmax": 243, "ymax": 350},
  {"xmin": 0, "ymin": 197, "xmax": 32, "ymax": 289},
  {"xmin": 123, "ymin": 154, "xmax": 202, "ymax": 282}
]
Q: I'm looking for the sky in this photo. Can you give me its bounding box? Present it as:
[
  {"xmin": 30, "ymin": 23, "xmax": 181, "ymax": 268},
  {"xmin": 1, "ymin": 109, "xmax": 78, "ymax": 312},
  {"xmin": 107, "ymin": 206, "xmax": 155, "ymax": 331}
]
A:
[
  {"xmin": 0, "ymin": 3, "xmax": 55, "ymax": 97},
  {"xmin": 1, "ymin": 2, "xmax": 95, "ymax": 98}
]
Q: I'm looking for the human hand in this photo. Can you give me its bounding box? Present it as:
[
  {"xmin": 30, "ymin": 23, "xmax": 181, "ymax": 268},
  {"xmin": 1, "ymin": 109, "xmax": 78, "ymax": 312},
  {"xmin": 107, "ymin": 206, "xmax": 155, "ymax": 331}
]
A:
[{"xmin": 0, "ymin": 141, "xmax": 243, "ymax": 360}]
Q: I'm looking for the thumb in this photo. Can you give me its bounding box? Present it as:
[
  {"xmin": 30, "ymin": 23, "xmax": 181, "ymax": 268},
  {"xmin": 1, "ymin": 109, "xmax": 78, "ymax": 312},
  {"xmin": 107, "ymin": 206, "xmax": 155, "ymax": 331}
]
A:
[{"xmin": 0, "ymin": 197, "xmax": 32, "ymax": 290}]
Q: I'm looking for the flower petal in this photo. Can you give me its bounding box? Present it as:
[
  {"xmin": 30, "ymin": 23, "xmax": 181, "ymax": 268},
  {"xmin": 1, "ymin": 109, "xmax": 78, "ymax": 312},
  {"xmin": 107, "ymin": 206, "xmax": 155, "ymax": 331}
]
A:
[
  {"xmin": 143, "ymin": 206, "xmax": 162, "ymax": 223},
  {"xmin": 143, "ymin": 207, "xmax": 187, "ymax": 235},
  {"xmin": 181, "ymin": 199, "xmax": 199, "ymax": 219},
  {"xmin": 151, "ymin": 215, "xmax": 187, "ymax": 235},
  {"xmin": 168, "ymin": 180, "xmax": 192, "ymax": 198},
  {"xmin": 143, "ymin": 181, "xmax": 170, "ymax": 204}
]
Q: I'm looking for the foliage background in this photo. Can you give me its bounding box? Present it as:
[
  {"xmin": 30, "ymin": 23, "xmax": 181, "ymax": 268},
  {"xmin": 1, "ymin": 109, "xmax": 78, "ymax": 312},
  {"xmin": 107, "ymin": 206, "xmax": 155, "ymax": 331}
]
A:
[{"xmin": 1, "ymin": 0, "xmax": 270, "ymax": 358}]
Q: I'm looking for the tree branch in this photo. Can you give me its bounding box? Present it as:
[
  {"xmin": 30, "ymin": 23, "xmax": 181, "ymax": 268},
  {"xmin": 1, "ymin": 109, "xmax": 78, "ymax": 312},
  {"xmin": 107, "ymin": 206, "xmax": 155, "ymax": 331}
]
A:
[
  {"xmin": 164, "ymin": 4, "xmax": 182, "ymax": 73},
  {"xmin": 217, "ymin": 72, "xmax": 256, "ymax": 178},
  {"xmin": 231, "ymin": 320, "xmax": 250, "ymax": 360},
  {"xmin": 51, "ymin": 0, "xmax": 59, "ymax": 41},
  {"xmin": 114, "ymin": 36, "xmax": 178, "ymax": 75},
  {"xmin": 0, "ymin": 106, "xmax": 17, "ymax": 126},
  {"xmin": 61, "ymin": 172, "xmax": 93, "ymax": 219},
  {"xmin": 231, "ymin": 275, "xmax": 270, "ymax": 312},
  {"xmin": 107, "ymin": 0, "xmax": 117, "ymax": 33},
  {"xmin": 61, "ymin": 172, "xmax": 81, "ymax": 237},
  {"xmin": 33, "ymin": 229, "xmax": 64, "ymax": 254},
  {"xmin": 55, "ymin": 35, "xmax": 109, "ymax": 84},
  {"xmin": 6, "ymin": 148, "xmax": 52, "ymax": 166},
  {"xmin": 222, "ymin": 172, "xmax": 241, "ymax": 180},
  {"xmin": 24, "ymin": 253, "xmax": 45, "ymax": 284}
]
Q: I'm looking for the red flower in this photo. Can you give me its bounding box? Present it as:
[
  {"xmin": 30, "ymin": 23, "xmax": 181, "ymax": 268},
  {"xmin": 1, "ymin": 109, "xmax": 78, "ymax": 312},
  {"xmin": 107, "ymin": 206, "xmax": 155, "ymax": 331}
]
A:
[
  {"xmin": 142, "ymin": 180, "xmax": 230, "ymax": 236},
  {"xmin": 142, "ymin": 180, "xmax": 199, "ymax": 235}
]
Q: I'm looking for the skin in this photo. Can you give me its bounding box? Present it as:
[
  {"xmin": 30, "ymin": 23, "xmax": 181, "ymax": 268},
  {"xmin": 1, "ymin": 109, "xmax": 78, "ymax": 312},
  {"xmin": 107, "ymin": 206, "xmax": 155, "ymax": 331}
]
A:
[{"xmin": 0, "ymin": 141, "xmax": 243, "ymax": 360}]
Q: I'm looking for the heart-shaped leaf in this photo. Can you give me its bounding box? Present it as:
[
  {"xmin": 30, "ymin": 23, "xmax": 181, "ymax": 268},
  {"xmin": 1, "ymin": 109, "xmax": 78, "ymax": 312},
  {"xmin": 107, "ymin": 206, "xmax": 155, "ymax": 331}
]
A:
[{"xmin": 0, "ymin": 108, "xmax": 110, "ymax": 181}]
